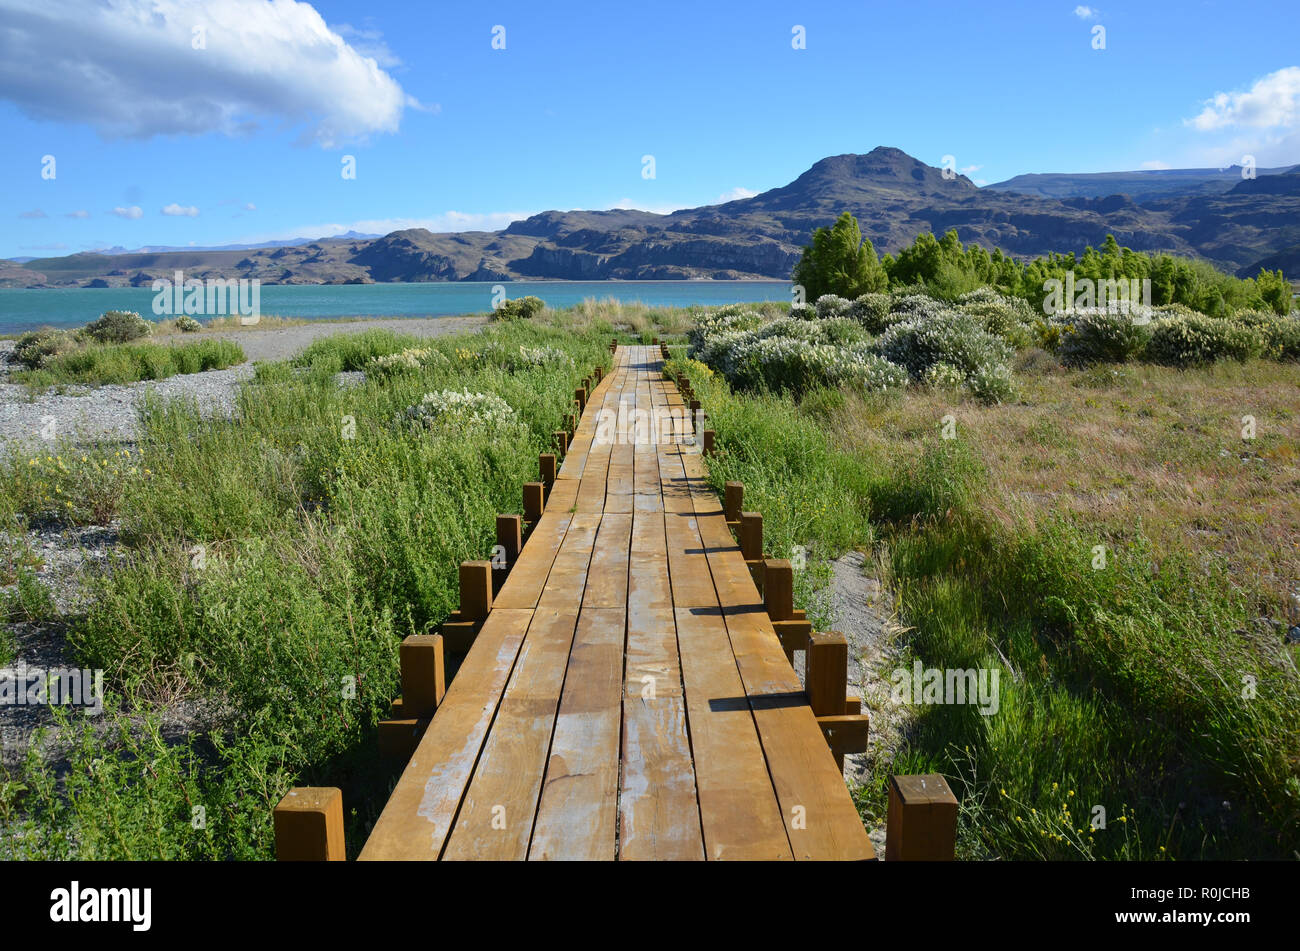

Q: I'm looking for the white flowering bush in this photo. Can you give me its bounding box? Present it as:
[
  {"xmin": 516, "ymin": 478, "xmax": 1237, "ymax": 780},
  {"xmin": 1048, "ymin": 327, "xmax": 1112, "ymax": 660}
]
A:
[
  {"xmin": 399, "ymin": 389, "xmax": 519, "ymax": 434},
  {"xmin": 1056, "ymin": 312, "xmax": 1152, "ymax": 366},
  {"xmin": 1146, "ymin": 313, "xmax": 1264, "ymax": 367},
  {"xmin": 815, "ymin": 294, "xmax": 852, "ymax": 319},
  {"xmin": 849, "ymin": 293, "xmax": 893, "ymax": 333},
  {"xmin": 368, "ymin": 346, "xmax": 450, "ymax": 376},
  {"xmin": 958, "ymin": 288, "xmax": 1037, "ymax": 346},
  {"xmin": 1234, "ymin": 309, "xmax": 1300, "ymax": 360},
  {"xmin": 790, "ymin": 302, "xmax": 817, "ymax": 321}
]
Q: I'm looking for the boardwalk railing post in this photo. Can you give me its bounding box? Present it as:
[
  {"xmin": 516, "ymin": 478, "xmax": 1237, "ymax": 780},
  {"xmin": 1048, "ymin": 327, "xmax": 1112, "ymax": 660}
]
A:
[
  {"xmin": 594, "ymin": 366, "xmax": 603, "ymax": 383},
  {"xmin": 702, "ymin": 430, "xmax": 715, "ymax": 456},
  {"xmin": 763, "ymin": 558, "xmax": 794, "ymax": 622},
  {"xmin": 886, "ymin": 774, "xmax": 958, "ymax": 861},
  {"xmin": 274, "ymin": 788, "xmax": 345, "ymax": 861},
  {"xmin": 724, "ymin": 481, "xmax": 743, "ymax": 529},
  {"xmin": 553, "ymin": 430, "xmax": 568, "ymax": 457},
  {"xmin": 523, "ymin": 481, "xmax": 545, "ymax": 526},
  {"xmin": 494, "ymin": 514, "xmax": 522, "ymax": 592},
  {"xmin": 807, "ymin": 632, "xmax": 847, "ymax": 716},
  {"xmin": 539, "ymin": 453, "xmax": 557, "ymax": 500},
  {"xmin": 575, "ymin": 386, "xmax": 587, "ymax": 413},
  {"xmin": 400, "ymin": 633, "xmax": 446, "ymax": 717},
  {"xmin": 460, "ymin": 560, "xmax": 493, "ymax": 622}
]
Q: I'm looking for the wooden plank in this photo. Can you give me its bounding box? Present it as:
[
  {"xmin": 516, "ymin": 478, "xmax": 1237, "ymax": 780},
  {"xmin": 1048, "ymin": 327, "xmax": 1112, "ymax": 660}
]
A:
[
  {"xmin": 358, "ymin": 608, "xmax": 535, "ymax": 860},
  {"xmin": 675, "ymin": 607, "xmax": 793, "ymax": 860},
  {"xmin": 528, "ymin": 607, "xmax": 625, "ymax": 861},
  {"xmin": 442, "ymin": 608, "xmax": 581, "ymax": 860},
  {"xmin": 618, "ymin": 695, "xmax": 704, "ymax": 861},
  {"xmin": 583, "ymin": 513, "xmax": 631, "ymax": 608}
]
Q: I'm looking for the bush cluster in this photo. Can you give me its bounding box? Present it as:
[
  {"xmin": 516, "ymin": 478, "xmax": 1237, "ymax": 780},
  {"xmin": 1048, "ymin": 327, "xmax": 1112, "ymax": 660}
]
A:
[
  {"xmin": 85, "ymin": 310, "xmax": 152, "ymax": 344},
  {"xmin": 491, "ymin": 295, "xmax": 546, "ymax": 321}
]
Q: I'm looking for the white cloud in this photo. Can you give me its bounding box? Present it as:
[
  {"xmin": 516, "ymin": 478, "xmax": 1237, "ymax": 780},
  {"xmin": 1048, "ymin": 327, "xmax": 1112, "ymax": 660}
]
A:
[
  {"xmin": 244, "ymin": 202, "xmax": 256, "ymax": 212},
  {"xmin": 332, "ymin": 23, "xmax": 401, "ymax": 69},
  {"xmin": 111, "ymin": 206, "xmax": 143, "ymax": 219},
  {"xmin": 714, "ymin": 186, "xmax": 758, "ymax": 203},
  {"xmin": 238, "ymin": 211, "xmax": 534, "ymax": 243},
  {"xmin": 608, "ymin": 198, "xmax": 678, "ymax": 214},
  {"xmin": 1074, "ymin": 5, "xmax": 1097, "ymax": 18},
  {"xmin": 1187, "ymin": 66, "xmax": 1300, "ymax": 131},
  {"xmin": 162, "ymin": 203, "xmax": 200, "ymax": 217},
  {"xmin": 64, "ymin": 209, "xmax": 90, "ymax": 218},
  {"xmin": 1140, "ymin": 160, "xmax": 1171, "ymax": 170},
  {"xmin": 18, "ymin": 209, "xmax": 46, "ymax": 218},
  {"xmin": 960, "ymin": 164, "xmax": 983, "ymax": 174},
  {"xmin": 0, "ymin": 0, "xmax": 410, "ymax": 147}
]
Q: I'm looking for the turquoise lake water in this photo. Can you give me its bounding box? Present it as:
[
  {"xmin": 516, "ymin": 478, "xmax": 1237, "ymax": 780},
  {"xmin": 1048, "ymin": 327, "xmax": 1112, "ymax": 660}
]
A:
[{"xmin": 0, "ymin": 280, "xmax": 789, "ymax": 334}]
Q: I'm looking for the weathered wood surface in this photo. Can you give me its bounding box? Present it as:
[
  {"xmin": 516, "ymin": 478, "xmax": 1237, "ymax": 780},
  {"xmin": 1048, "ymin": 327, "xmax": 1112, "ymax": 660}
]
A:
[{"xmin": 360, "ymin": 346, "xmax": 874, "ymax": 861}]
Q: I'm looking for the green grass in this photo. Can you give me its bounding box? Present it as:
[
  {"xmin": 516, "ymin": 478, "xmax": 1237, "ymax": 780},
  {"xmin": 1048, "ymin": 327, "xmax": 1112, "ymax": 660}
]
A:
[
  {"xmin": 13, "ymin": 338, "xmax": 245, "ymax": 389},
  {"xmin": 0, "ymin": 316, "xmax": 608, "ymax": 859},
  {"xmin": 674, "ymin": 347, "xmax": 1300, "ymax": 861}
]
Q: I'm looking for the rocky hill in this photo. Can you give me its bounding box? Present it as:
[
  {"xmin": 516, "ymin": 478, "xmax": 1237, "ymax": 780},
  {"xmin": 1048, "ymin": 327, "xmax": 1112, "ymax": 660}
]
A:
[{"xmin": 7, "ymin": 147, "xmax": 1298, "ymax": 287}]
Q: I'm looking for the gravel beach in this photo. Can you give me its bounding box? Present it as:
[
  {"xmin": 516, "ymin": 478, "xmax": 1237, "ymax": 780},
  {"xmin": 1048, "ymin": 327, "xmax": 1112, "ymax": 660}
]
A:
[{"xmin": 0, "ymin": 314, "xmax": 488, "ymax": 447}]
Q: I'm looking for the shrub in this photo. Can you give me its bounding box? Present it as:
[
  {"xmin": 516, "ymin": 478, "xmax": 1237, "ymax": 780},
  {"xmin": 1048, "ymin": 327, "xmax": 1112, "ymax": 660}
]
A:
[
  {"xmin": 175, "ymin": 315, "xmax": 202, "ymax": 333},
  {"xmin": 815, "ymin": 294, "xmax": 852, "ymax": 319},
  {"xmin": 85, "ymin": 310, "xmax": 152, "ymax": 344},
  {"xmin": 1057, "ymin": 311, "xmax": 1152, "ymax": 366},
  {"xmin": 12, "ymin": 328, "xmax": 77, "ymax": 368},
  {"xmin": 923, "ymin": 361, "xmax": 966, "ymax": 390},
  {"xmin": 399, "ymin": 389, "xmax": 520, "ymax": 434},
  {"xmin": 790, "ymin": 302, "xmax": 817, "ymax": 321},
  {"xmin": 492, "ymin": 295, "xmax": 546, "ymax": 321},
  {"xmin": 367, "ymin": 347, "xmax": 450, "ymax": 376},
  {"xmin": 876, "ymin": 307, "xmax": 1014, "ymax": 382},
  {"xmin": 1235, "ymin": 310, "xmax": 1300, "ymax": 360},
  {"xmin": 849, "ymin": 293, "xmax": 893, "ymax": 333},
  {"xmin": 1146, "ymin": 314, "xmax": 1264, "ymax": 367},
  {"xmin": 958, "ymin": 287, "xmax": 1037, "ymax": 347},
  {"xmin": 966, "ymin": 361, "xmax": 1017, "ymax": 404}
]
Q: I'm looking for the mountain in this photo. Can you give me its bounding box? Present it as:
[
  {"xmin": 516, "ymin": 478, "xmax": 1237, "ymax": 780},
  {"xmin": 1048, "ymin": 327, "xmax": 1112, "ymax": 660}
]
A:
[
  {"xmin": 6, "ymin": 148, "xmax": 1298, "ymax": 288},
  {"xmin": 988, "ymin": 165, "xmax": 1297, "ymax": 201}
]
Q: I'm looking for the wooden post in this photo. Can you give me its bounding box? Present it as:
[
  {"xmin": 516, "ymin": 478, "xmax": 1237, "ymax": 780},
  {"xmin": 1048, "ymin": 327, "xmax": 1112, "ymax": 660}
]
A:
[
  {"xmin": 494, "ymin": 513, "xmax": 522, "ymax": 592},
  {"xmin": 400, "ymin": 633, "xmax": 445, "ymax": 718},
  {"xmin": 817, "ymin": 714, "xmax": 870, "ymax": 772},
  {"xmin": 740, "ymin": 511, "xmax": 763, "ymax": 569},
  {"xmin": 702, "ymin": 430, "xmax": 715, "ymax": 456},
  {"xmin": 539, "ymin": 453, "xmax": 557, "ymax": 500},
  {"xmin": 594, "ymin": 366, "xmax": 603, "ymax": 382},
  {"xmin": 460, "ymin": 561, "xmax": 493, "ymax": 621},
  {"xmin": 553, "ymin": 431, "xmax": 568, "ymax": 456},
  {"xmin": 806, "ymin": 632, "xmax": 848, "ymax": 716},
  {"xmin": 724, "ymin": 482, "xmax": 743, "ymax": 528},
  {"xmin": 564, "ymin": 412, "xmax": 575, "ymax": 435},
  {"xmin": 274, "ymin": 788, "xmax": 345, "ymax": 861},
  {"xmin": 763, "ymin": 558, "xmax": 794, "ymax": 622},
  {"xmin": 575, "ymin": 387, "xmax": 586, "ymax": 413},
  {"xmin": 378, "ymin": 718, "xmax": 429, "ymax": 760},
  {"xmin": 886, "ymin": 774, "xmax": 958, "ymax": 861},
  {"xmin": 523, "ymin": 482, "xmax": 544, "ymax": 525}
]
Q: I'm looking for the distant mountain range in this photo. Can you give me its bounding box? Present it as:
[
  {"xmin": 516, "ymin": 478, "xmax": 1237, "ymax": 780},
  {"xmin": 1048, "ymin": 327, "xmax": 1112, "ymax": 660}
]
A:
[{"xmin": 4, "ymin": 148, "xmax": 1298, "ymax": 289}]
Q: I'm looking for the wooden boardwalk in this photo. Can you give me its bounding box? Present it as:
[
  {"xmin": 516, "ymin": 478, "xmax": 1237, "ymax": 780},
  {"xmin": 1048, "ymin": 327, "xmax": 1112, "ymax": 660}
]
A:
[{"xmin": 358, "ymin": 345, "xmax": 875, "ymax": 861}]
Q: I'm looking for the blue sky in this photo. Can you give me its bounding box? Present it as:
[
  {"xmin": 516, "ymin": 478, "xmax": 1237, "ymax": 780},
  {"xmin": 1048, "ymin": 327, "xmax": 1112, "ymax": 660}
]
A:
[{"xmin": 1, "ymin": 0, "xmax": 1297, "ymax": 258}]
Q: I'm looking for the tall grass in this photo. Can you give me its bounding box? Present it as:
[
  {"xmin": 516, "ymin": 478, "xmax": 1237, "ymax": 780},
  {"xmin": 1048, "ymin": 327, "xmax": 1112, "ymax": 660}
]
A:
[
  {"xmin": 14, "ymin": 339, "xmax": 245, "ymax": 388},
  {"xmin": 674, "ymin": 353, "xmax": 1300, "ymax": 860},
  {"xmin": 0, "ymin": 318, "xmax": 608, "ymax": 859}
]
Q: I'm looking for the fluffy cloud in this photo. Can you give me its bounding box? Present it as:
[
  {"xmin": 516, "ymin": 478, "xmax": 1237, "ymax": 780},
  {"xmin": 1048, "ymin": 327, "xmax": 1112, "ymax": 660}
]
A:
[
  {"xmin": 18, "ymin": 209, "xmax": 47, "ymax": 218},
  {"xmin": 1074, "ymin": 6, "xmax": 1097, "ymax": 18},
  {"xmin": 1187, "ymin": 66, "xmax": 1300, "ymax": 131},
  {"xmin": 238, "ymin": 211, "xmax": 534, "ymax": 243},
  {"xmin": 64, "ymin": 210, "xmax": 90, "ymax": 218},
  {"xmin": 111, "ymin": 206, "xmax": 143, "ymax": 219},
  {"xmin": 714, "ymin": 187, "xmax": 758, "ymax": 203},
  {"xmin": 162, "ymin": 203, "xmax": 200, "ymax": 217},
  {"xmin": 0, "ymin": 0, "xmax": 410, "ymax": 146},
  {"xmin": 1140, "ymin": 160, "xmax": 1171, "ymax": 170}
]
